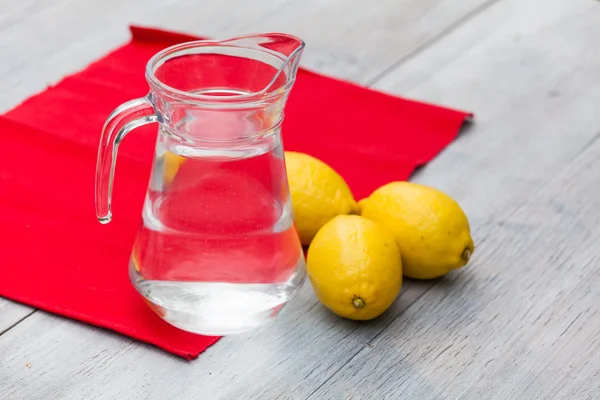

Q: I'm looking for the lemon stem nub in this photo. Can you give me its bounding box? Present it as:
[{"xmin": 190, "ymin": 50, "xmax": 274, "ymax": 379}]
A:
[
  {"xmin": 352, "ymin": 297, "xmax": 365, "ymax": 309},
  {"xmin": 461, "ymin": 248, "xmax": 472, "ymax": 262}
]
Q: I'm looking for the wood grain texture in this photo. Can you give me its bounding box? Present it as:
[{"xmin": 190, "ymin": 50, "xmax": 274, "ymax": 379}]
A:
[
  {"xmin": 374, "ymin": 0, "xmax": 600, "ymax": 223},
  {"xmin": 0, "ymin": 0, "xmax": 293, "ymax": 112},
  {"xmin": 311, "ymin": 135, "xmax": 600, "ymax": 400},
  {"xmin": 0, "ymin": 0, "xmax": 493, "ymax": 112},
  {"xmin": 308, "ymin": 0, "xmax": 600, "ymax": 398},
  {"xmin": 238, "ymin": 0, "xmax": 498, "ymax": 84},
  {"xmin": 0, "ymin": 300, "xmax": 33, "ymax": 335},
  {"xmin": 0, "ymin": 284, "xmax": 433, "ymax": 400},
  {"xmin": 3, "ymin": 0, "xmax": 600, "ymax": 398}
]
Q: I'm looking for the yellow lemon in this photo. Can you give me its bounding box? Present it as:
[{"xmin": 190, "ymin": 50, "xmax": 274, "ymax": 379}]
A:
[
  {"xmin": 163, "ymin": 152, "xmax": 186, "ymax": 184},
  {"xmin": 360, "ymin": 182, "xmax": 474, "ymax": 280},
  {"xmin": 306, "ymin": 215, "xmax": 402, "ymax": 320},
  {"xmin": 284, "ymin": 151, "xmax": 357, "ymax": 246}
]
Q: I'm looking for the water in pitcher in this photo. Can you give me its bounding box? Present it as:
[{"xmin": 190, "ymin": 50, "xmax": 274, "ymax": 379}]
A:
[
  {"xmin": 130, "ymin": 127, "xmax": 305, "ymax": 335},
  {"xmin": 95, "ymin": 33, "xmax": 307, "ymax": 335}
]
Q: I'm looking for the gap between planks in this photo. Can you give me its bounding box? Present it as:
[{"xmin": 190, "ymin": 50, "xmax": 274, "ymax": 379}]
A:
[
  {"xmin": 0, "ymin": 310, "xmax": 37, "ymax": 337},
  {"xmin": 365, "ymin": 0, "xmax": 504, "ymax": 86}
]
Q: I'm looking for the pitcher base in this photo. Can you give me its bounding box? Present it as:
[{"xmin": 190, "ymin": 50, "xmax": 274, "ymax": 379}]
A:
[{"xmin": 129, "ymin": 260, "xmax": 306, "ymax": 336}]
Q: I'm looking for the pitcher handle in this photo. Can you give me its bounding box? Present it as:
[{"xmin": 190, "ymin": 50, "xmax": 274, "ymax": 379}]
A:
[{"xmin": 95, "ymin": 96, "xmax": 158, "ymax": 224}]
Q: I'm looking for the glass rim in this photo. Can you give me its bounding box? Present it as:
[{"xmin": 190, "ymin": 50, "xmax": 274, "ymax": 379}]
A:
[{"xmin": 144, "ymin": 33, "xmax": 305, "ymax": 106}]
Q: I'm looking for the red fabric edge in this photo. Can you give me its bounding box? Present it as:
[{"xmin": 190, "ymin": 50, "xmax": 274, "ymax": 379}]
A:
[
  {"xmin": 127, "ymin": 25, "xmax": 474, "ymax": 121},
  {"xmin": 0, "ymin": 117, "xmax": 218, "ymax": 360}
]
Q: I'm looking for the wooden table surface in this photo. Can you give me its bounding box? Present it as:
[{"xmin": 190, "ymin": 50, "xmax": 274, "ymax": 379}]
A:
[{"xmin": 2, "ymin": 0, "xmax": 600, "ymax": 398}]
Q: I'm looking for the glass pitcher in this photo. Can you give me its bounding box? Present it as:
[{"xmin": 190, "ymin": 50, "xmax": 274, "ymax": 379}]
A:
[{"xmin": 95, "ymin": 33, "xmax": 306, "ymax": 335}]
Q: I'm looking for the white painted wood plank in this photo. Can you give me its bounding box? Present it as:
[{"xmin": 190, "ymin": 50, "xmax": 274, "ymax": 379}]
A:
[
  {"xmin": 0, "ymin": 1, "xmax": 69, "ymax": 29},
  {"xmin": 0, "ymin": 0, "xmax": 493, "ymax": 112},
  {"xmin": 0, "ymin": 2, "xmax": 500, "ymax": 399},
  {"xmin": 244, "ymin": 0, "xmax": 499, "ymax": 84},
  {"xmin": 310, "ymin": 134, "xmax": 600, "ymax": 400},
  {"xmin": 373, "ymin": 0, "xmax": 600, "ymax": 222},
  {"xmin": 0, "ymin": 0, "xmax": 293, "ymax": 113},
  {"xmin": 0, "ymin": 284, "xmax": 433, "ymax": 400},
  {"xmin": 307, "ymin": 0, "xmax": 600, "ymax": 397},
  {"xmin": 8, "ymin": 0, "xmax": 599, "ymax": 398},
  {"xmin": 0, "ymin": 299, "xmax": 33, "ymax": 334}
]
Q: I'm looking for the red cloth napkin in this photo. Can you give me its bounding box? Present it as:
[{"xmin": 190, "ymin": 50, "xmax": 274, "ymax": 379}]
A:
[{"xmin": 0, "ymin": 26, "xmax": 472, "ymax": 359}]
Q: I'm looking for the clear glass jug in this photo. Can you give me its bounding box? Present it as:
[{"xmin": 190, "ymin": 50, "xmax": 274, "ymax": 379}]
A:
[{"xmin": 95, "ymin": 33, "xmax": 306, "ymax": 335}]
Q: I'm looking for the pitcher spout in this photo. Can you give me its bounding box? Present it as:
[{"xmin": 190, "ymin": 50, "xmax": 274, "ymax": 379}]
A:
[{"xmin": 237, "ymin": 33, "xmax": 305, "ymax": 97}]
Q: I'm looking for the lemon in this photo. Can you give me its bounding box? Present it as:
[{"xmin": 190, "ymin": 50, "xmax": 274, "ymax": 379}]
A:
[
  {"xmin": 360, "ymin": 181, "xmax": 474, "ymax": 280},
  {"xmin": 284, "ymin": 151, "xmax": 357, "ymax": 246},
  {"xmin": 164, "ymin": 152, "xmax": 186, "ymax": 184},
  {"xmin": 306, "ymin": 215, "xmax": 402, "ymax": 320}
]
